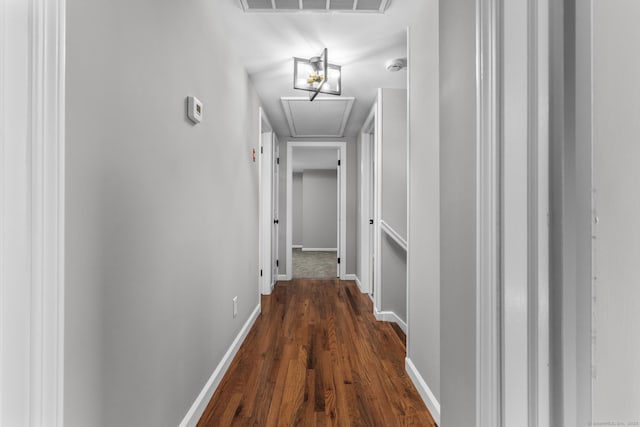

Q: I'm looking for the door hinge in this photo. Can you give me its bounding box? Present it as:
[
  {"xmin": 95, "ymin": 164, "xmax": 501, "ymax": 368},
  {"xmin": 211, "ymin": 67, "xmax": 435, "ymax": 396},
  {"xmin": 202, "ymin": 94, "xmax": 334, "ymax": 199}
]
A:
[
  {"xmin": 260, "ymin": 146, "xmax": 263, "ymax": 154},
  {"xmin": 274, "ymin": 219, "xmax": 279, "ymax": 224},
  {"xmin": 276, "ymin": 259, "xmax": 279, "ymax": 267},
  {"xmin": 260, "ymin": 269, "xmax": 263, "ymax": 277},
  {"xmin": 277, "ymin": 157, "xmax": 280, "ymax": 165},
  {"xmin": 338, "ymin": 159, "xmax": 341, "ymax": 166},
  {"xmin": 338, "ymin": 257, "xmax": 341, "ymax": 264},
  {"xmin": 369, "ymin": 219, "xmax": 374, "ymax": 225}
]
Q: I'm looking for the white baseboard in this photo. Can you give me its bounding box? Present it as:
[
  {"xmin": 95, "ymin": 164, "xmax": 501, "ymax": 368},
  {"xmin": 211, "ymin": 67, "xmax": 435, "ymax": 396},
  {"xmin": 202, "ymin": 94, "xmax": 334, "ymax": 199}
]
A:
[
  {"xmin": 405, "ymin": 358, "xmax": 441, "ymax": 425},
  {"xmin": 301, "ymin": 247, "xmax": 337, "ymax": 252},
  {"xmin": 179, "ymin": 304, "xmax": 261, "ymax": 427},
  {"xmin": 354, "ymin": 275, "xmax": 364, "ymax": 292},
  {"xmin": 343, "ymin": 273, "xmax": 358, "ymax": 281},
  {"xmin": 352, "ymin": 275, "xmax": 370, "ymax": 294},
  {"xmin": 277, "ymin": 274, "xmax": 288, "ymax": 281},
  {"xmin": 292, "ymin": 244, "xmax": 302, "ymax": 249},
  {"xmin": 374, "ymin": 307, "xmax": 408, "ymax": 334}
]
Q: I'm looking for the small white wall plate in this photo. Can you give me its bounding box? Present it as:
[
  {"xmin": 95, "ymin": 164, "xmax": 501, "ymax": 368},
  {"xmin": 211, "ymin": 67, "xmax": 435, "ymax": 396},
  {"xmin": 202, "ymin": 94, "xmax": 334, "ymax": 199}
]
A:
[{"xmin": 187, "ymin": 96, "xmax": 203, "ymax": 123}]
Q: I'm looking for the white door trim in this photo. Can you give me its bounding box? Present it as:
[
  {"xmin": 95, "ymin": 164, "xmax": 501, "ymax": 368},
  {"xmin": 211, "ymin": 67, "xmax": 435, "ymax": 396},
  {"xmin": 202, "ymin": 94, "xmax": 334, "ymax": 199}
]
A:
[
  {"xmin": 475, "ymin": 0, "xmax": 502, "ymax": 425},
  {"xmin": 0, "ymin": 0, "xmax": 66, "ymax": 424},
  {"xmin": 501, "ymin": 0, "xmax": 532, "ymax": 423},
  {"xmin": 285, "ymin": 141, "xmax": 347, "ymax": 280},
  {"xmin": 373, "ymin": 94, "xmax": 383, "ymax": 313},
  {"xmin": 271, "ymin": 135, "xmax": 280, "ymax": 288},
  {"xmin": 475, "ymin": 0, "xmax": 551, "ymax": 425},
  {"xmin": 501, "ymin": 0, "xmax": 551, "ymax": 425},
  {"xmin": 405, "ymin": 25, "xmax": 412, "ymax": 358},
  {"xmin": 528, "ymin": 0, "xmax": 550, "ymax": 424}
]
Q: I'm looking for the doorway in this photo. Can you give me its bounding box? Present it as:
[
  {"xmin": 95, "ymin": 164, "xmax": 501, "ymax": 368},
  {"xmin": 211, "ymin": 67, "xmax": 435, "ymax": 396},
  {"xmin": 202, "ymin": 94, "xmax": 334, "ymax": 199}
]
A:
[
  {"xmin": 258, "ymin": 108, "xmax": 279, "ymax": 295},
  {"xmin": 285, "ymin": 141, "xmax": 347, "ymax": 281},
  {"xmin": 291, "ymin": 165, "xmax": 338, "ymax": 279},
  {"xmin": 359, "ymin": 104, "xmax": 377, "ymax": 299}
]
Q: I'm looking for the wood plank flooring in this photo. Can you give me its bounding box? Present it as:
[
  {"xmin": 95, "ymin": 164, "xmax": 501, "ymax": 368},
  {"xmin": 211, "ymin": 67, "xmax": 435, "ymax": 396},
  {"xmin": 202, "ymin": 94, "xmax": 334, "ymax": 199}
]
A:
[{"xmin": 198, "ymin": 279, "xmax": 436, "ymax": 426}]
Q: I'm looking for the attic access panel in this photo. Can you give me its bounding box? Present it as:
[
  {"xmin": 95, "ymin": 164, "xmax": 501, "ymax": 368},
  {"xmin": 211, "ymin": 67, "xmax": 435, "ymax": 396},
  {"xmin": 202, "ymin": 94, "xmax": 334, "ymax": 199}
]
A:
[
  {"xmin": 241, "ymin": 0, "xmax": 391, "ymax": 13},
  {"xmin": 281, "ymin": 97, "xmax": 355, "ymax": 138}
]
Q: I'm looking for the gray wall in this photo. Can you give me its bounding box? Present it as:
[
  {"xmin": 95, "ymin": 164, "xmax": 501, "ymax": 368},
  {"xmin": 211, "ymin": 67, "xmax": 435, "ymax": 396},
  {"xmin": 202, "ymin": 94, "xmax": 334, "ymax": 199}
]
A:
[
  {"xmin": 592, "ymin": 1, "xmax": 640, "ymax": 422},
  {"xmin": 406, "ymin": 0, "xmax": 441, "ymax": 410},
  {"xmin": 439, "ymin": 0, "xmax": 477, "ymax": 425},
  {"xmin": 278, "ymin": 138, "xmax": 357, "ymax": 275},
  {"xmin": 380, "ymin": 88, "xmax": 408, "ymax": 239},
  {"xmin": 378, "ymin": 88, "xmax": 408, "ymax": 323},
  {"xmin": 65, "ymin": 0, "xmax": 261, "ymax": 425},
  {"xmin": 381, "ymin": 233, "xmax": 407, "ymax": 321},
  {"xmin": 302, "ymin": 170, "xmax": 338, "ymax": 249},
  {"xmin": 292, "ymin": 172, "xmax": 303, "ymax": 246}
]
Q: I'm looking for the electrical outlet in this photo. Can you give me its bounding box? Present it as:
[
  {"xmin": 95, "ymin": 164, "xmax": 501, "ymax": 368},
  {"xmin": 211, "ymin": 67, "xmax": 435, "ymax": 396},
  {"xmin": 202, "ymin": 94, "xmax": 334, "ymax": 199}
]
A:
[{"xmin": 233, "ymin": 296, "xmax": 238, "ymax": 318}]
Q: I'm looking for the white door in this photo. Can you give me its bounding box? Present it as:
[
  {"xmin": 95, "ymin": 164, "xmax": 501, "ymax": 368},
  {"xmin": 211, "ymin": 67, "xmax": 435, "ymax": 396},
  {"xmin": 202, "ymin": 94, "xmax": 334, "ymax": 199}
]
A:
[
  {"xmin": 369, "ymin": 134, "xmax": 376, "ymax": 298},
  {"xmin": 260, "ymin": 131, "xmax": 273, "ymax": 294},
  {"xmin": 271, "ymin": 137, "xmax": 279, "ymax": 284},
  {"xmin": 336, "ymin": 150, "xmax": 341, "ymax": 278}
]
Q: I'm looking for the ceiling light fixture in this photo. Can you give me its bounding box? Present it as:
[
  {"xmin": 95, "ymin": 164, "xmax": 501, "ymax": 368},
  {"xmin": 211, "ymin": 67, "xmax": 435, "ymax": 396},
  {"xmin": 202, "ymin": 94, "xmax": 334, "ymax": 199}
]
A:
[{"xmin": 293, "ymin": 48, "xmax": 342, "ymax": 101}]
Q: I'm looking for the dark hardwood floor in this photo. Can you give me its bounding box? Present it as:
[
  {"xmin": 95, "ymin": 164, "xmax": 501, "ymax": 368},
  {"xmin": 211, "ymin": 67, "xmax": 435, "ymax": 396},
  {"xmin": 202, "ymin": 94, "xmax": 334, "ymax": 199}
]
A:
[{"xmin": 198, "ymin": 279, "xmax": 436, "ymax": 426}]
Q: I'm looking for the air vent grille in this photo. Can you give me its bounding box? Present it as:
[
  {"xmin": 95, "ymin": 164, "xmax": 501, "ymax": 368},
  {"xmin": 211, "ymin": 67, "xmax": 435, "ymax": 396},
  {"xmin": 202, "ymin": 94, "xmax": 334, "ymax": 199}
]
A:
[
  {"xmin": 240, "ymin": 0, "xmax": 390, "ymax": 13},
  {"xmin": 246, "ymin": 0, "xmax": 273, "ymax": 9},
  {"xmin": 274, "ymin": 0, "xmax": 299, "ymax": 9}
]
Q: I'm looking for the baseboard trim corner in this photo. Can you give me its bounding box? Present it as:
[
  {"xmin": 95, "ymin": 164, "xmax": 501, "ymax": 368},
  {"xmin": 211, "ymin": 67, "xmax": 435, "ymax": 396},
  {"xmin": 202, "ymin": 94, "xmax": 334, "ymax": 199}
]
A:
[
  {"xmin": 343, "ymin": 273, "xmax": 358, "ymax": 281},
  {"xmin": 277, "ymin": 274, "xmax": 288, "ymax": 282},
  {"xmin": 178, "ymin": 303, "xmax": 261, "ymax": 427},
  {"xmin": 353, "ymin": 275, "xmax": 364, "ymax": 292},
  {"xmin": 374, "ymin": 307, "xmax": 408, "ymax": 334},
  {"xmin": 405, "ymin": 357, "xmax": 441, "ymax": 425}
]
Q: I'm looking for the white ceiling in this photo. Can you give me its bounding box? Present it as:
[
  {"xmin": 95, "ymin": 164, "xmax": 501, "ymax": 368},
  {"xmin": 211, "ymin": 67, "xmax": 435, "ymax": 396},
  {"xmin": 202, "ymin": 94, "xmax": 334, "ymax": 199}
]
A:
[
  {"xmin": 215, "ymin": 0, "xmax": 411, "ymax": 138},
  {"xmin": 292, "ymin": 147, "xmax": 339, "ymax": 172}
]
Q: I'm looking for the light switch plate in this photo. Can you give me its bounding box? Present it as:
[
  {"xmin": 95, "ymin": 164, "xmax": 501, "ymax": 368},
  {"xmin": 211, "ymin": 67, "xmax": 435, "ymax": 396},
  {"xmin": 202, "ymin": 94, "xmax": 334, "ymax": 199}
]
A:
[{"xmin": 187, "ymin": 96, "xmax": 203, "ymax": 123}]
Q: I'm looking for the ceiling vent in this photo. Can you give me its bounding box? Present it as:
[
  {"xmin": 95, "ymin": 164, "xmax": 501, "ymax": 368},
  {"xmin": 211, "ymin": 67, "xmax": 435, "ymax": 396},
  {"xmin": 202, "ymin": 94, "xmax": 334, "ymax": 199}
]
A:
[{"xmin": 240, "ymin": 0, "xmax": 391, "ymax": 13}]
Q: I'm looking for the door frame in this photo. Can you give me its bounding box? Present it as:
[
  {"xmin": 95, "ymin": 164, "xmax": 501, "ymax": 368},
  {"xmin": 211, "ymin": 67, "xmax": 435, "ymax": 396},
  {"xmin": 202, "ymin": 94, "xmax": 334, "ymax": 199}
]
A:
[
  {"xmin": 271, "ymin": 137, "xmax": 280, "ymax": 287},
  {"xmin": 285, "ymin": 141, "xmax": 347, "ymax": 280},
  {"xmin": 258, "ymin": 108, "xmax": 275, "ymax": 295},
  {"xmin": 358, "ymin": 104, "xmax": 377, "ymax": 296},
  {"xmin": 475, "ymin": 0, "xmax": 551, "ymax": 425},
  {"xmin": 0, "ymin": 0, "xmax": 66, "ymax": 424}
]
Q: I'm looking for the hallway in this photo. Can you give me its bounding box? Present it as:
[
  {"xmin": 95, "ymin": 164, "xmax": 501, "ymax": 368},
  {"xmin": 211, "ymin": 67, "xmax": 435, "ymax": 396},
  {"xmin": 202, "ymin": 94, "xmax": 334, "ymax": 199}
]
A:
[
  {"xmin": 12, "ymin": 0, "xmax": 640, "ymax": 424},
  {"xmin": 198, "ymin": 279, "xmax": 435, "ymax": 426}
]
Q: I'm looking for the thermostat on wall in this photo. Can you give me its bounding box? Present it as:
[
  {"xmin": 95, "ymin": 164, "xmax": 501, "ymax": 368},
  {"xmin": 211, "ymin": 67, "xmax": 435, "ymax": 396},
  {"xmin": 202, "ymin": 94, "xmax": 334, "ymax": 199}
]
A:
[{"xmin": 187, "ymin": 96, "xmax": 203, "ymax": 124}]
